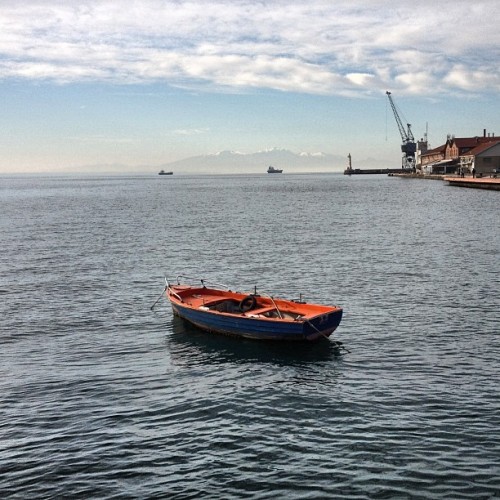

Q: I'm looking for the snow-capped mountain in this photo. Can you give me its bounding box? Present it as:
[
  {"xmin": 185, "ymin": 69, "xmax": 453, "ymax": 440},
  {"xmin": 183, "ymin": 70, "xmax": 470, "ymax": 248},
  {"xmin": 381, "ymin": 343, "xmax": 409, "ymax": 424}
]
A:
[
  {"xmin": 159, "ymin": 148, "xmax": 347, "ymax": 173},
  {"xmin": 75, "ymin": 148, "xmax": 394, "ymax": 174}
]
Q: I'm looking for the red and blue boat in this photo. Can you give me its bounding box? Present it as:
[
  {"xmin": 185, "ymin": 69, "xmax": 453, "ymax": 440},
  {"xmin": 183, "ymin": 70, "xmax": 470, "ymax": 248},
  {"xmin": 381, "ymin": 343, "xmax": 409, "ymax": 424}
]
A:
[{"xmin": 165, "ymin": 276, "xmax": 343, "ymax": 341}]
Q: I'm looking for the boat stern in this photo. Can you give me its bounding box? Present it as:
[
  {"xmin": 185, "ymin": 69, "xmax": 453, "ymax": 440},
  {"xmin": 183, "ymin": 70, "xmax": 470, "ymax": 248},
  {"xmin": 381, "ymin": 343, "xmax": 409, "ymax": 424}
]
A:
[{"xmin": 303, "ymin": 308, "xmax": 343, "ymax": 340}]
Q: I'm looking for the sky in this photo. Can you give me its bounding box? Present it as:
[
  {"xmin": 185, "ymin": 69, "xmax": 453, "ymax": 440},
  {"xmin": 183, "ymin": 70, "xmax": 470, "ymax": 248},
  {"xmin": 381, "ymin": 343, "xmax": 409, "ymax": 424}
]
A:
[{"xmin": 0, "ymin": 0, "xmax": 499, "ymax": 174}]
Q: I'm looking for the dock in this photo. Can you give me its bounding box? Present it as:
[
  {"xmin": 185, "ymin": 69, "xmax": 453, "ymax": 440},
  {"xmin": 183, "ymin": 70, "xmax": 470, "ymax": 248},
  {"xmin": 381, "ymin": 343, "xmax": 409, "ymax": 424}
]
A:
[
  {"xmin": 343, "ymin": 153, "xmax": 407, "ymax": 175},
  {"xmin": 344, "ymin": 168, "xmax": 407, "ymax": 175},
  {"xmin": 390, "ymin": 173, "xmax": 445, "ymax": 180},
  {"xmin": 444, "ymin": 177, "xmax": 500, "ymax": 190}
]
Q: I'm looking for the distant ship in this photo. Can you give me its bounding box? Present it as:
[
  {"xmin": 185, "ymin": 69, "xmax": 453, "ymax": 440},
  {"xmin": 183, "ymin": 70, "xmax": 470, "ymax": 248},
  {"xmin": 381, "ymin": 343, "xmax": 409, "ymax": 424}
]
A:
[
  {"xmin": 267, "ymin": 165, "xmax": 283, "ymax": 174},
  {"xmin": 158, "ymin": 170, "xmax": 173, "ymax": 175}
]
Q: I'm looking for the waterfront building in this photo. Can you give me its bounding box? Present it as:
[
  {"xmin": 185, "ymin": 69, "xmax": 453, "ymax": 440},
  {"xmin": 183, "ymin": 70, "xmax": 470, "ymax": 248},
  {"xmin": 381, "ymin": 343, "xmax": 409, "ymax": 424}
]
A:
[
  {"xmin": 459, "ymin": 140, "xmax": 500, "ymax": 176},
  {"xmin": 419, "ymin": 130, "xmax": 498, "ymax": 175}
]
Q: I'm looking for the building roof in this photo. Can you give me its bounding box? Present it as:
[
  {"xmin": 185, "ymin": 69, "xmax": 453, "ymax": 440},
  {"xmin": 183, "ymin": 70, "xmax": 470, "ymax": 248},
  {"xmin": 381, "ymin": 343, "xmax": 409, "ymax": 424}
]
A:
[
  {"xmin": 463, "ymin": 139, "xmax": 500, "ymax": 157},
  {"xmin": 421, "ymin": 144, "xmax": 446, "ymax": 157},
  {"xmin": 451, "ymin": 136, "xmax": 498, "ymax": 149}
]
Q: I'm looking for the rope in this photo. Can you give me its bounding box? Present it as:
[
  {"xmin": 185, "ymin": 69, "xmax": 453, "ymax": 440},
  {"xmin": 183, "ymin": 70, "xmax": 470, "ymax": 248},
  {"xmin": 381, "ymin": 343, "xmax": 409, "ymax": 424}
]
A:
[{"xmin": 305, "ymin": 319, "xmax": 350, "ymax": 352}]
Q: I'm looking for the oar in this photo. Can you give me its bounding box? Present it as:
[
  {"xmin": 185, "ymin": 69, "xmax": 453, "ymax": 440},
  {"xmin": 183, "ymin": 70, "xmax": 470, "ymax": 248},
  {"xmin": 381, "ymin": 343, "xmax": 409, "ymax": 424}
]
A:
[{"xmin": 150, "ymin": 286, "xmax": 167, "ymax": 310}]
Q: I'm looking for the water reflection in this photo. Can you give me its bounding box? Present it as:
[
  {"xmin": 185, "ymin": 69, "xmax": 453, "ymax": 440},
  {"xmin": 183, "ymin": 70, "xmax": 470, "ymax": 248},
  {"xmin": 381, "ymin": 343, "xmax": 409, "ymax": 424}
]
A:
[{"xmin": 166, "ymin": 316, "xmax": 344, "ymax": 367}]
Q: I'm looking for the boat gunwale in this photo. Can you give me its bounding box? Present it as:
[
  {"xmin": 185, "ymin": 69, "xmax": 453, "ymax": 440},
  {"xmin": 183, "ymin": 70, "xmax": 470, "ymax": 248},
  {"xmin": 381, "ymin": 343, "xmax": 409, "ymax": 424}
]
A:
[{"xmin": 167, "ymin": 283, "xmax": 342, "ymax": 324}]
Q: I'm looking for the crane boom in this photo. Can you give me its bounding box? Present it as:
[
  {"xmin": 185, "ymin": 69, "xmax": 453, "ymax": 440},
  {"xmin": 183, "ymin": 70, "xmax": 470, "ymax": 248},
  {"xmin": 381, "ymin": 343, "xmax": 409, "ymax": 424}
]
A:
[
  {"xmin": 386, "ymin": 91, "xmax": 407, "ymax": 141},
  {"xmin": 386, "ymin": 91, "xmax": 416, "ymax": 170}
]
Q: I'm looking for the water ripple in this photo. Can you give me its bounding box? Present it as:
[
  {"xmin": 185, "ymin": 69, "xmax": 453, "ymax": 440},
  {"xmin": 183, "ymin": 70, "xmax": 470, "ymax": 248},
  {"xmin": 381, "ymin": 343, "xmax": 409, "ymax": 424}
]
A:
[{"xmin": 1, "ymin": 175, "xmax": 499, "ymax": 498}]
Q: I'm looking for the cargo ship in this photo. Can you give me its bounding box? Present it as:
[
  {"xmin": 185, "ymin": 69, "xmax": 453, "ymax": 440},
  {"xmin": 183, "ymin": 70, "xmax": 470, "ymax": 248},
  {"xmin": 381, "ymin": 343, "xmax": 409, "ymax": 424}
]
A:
[{"xmin": 267, "ymin": 166, "xmax": 283, "ymax": 174}]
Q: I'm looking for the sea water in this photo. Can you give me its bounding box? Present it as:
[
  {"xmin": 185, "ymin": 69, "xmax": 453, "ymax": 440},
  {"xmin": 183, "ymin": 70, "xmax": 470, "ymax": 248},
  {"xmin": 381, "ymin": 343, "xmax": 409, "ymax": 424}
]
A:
[{"xmin": 1, "ymin": 173, "xmax": 499, "ymax": 498}]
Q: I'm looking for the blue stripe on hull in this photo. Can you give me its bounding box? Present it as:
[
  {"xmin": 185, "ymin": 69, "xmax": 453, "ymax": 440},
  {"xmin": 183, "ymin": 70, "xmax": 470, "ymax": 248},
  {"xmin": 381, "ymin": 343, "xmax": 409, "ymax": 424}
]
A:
[{"xmin": 172, "ymin": 304, "xmax": 342, "ymax": 341}]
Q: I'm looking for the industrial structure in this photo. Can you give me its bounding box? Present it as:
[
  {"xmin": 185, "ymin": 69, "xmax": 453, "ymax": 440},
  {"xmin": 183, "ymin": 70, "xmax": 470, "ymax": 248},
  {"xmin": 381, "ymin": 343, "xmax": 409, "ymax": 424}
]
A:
[{"xmin": 386, "ymin": 91, "xmax": 416, "ymax": 170}]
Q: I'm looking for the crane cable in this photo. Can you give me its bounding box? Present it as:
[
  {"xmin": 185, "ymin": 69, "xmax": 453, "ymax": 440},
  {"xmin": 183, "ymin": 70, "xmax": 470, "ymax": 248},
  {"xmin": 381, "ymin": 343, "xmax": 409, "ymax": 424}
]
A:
[{"xmin": 385, "ymin": 98, "xmax": 388, "ymax": 141}]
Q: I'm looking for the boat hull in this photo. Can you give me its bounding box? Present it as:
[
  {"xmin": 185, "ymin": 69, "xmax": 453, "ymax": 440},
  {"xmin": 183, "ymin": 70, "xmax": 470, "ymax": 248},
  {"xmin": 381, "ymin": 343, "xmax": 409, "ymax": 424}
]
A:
[{"xmin": 166, "ymin": 284, "xmax": 342, "ymax": 341}]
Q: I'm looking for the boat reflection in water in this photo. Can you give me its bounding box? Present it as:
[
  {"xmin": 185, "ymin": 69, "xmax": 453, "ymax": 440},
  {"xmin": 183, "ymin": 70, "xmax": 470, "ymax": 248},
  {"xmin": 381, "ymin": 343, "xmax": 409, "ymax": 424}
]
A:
[{"xmin": 167, "ymin": 315, "xmax": 345, "ymax": 367}]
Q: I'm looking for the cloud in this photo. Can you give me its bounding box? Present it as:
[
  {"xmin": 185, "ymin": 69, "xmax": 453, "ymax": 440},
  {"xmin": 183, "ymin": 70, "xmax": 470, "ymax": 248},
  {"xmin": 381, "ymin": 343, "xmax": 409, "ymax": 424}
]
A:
[
  {"xmin": 0, "ymin": 0, "xmax": 498, "ymax": 96},
  {"xmin": 172, "ymin": 127, "xmax": 209, "ymax": 136}
]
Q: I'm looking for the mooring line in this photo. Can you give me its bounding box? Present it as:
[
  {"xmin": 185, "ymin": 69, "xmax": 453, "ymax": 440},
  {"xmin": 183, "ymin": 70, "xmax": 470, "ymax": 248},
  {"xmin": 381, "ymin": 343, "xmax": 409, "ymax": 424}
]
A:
[{"xmin": 306, "ymin": 319, "xmax": 350, "ymax": 353}]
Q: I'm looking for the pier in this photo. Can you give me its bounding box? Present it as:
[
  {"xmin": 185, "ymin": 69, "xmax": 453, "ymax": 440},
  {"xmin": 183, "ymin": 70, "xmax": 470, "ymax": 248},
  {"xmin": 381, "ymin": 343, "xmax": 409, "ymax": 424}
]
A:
[
  {"xmin": 390, "ymin": 173, "xmax": 500, "ymax": 190},
  {"xmin": 444, "ymin": 177, "xmax": 500, "ymax": 190},
  {"xmin": 343, "ymin": 153, "xmax": 408, "ymax": 175},
  {"xmin": 344, "ymin": 168, "xmax": 407, "ymax": 175},
  {"xmin": 390, "ymin": 173, "xmax": 445, "ymax": 180}
]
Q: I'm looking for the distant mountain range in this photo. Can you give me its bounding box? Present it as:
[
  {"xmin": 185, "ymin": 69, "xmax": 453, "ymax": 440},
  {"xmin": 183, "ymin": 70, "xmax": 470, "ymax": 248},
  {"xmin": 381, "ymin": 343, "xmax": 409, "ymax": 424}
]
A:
[
  {"xmin": 158, "ymin": 148, "xmax": 346, "ymax": 173},
  {"xmin": 77, "ymin": 148, "xmax": 393, "ymax": 174}
]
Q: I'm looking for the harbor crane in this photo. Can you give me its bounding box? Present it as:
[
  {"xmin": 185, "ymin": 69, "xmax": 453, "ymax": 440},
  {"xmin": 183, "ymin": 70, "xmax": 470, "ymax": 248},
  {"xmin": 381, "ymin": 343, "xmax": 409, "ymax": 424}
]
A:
[{"xmin": 386, "ymin": 91, "xmax": 416, "ymax": 170}]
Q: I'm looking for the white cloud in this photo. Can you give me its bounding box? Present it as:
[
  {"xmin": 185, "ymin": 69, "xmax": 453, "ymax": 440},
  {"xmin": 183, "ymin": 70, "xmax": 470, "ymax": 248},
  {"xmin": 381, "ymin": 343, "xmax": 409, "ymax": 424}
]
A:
[
  {"xmin": 346, "ymin": 73, "xmax": 375, "ymax": 86},
  {"xmin": 0, "ymin": 0, "xmax": 498, "ymax": 96},
  {"xmin": 172, "ymin": 127, "xmax": 209, "ymax": 136}
]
